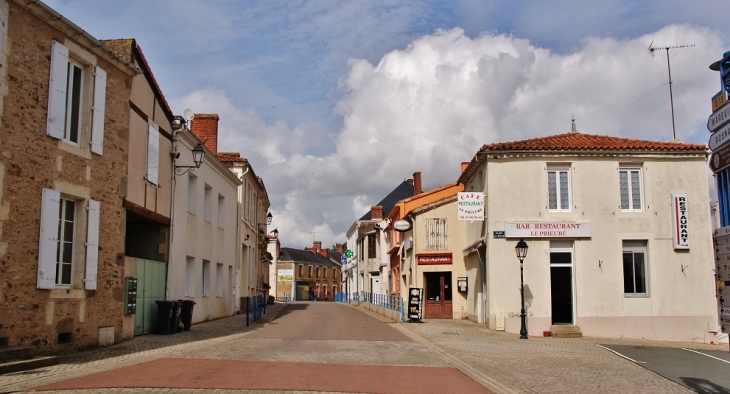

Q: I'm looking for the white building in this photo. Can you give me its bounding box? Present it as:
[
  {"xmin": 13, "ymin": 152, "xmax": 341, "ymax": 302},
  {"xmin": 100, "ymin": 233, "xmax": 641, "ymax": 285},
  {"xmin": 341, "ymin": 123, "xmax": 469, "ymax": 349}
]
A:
[
  {"xmin": 168, "ymin": 127, "xmax": 240, "ymax": 324},
  {"xmin": 458, "ymin": 131, "xmax": 717, "ymax": 342}
]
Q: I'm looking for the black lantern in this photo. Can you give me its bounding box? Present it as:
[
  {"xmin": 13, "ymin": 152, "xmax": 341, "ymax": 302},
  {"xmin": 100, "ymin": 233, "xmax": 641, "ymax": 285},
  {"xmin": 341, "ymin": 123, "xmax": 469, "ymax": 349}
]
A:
[{"xmin": 174, "ymin": 143, "xmax": 205, "ymax": 175}]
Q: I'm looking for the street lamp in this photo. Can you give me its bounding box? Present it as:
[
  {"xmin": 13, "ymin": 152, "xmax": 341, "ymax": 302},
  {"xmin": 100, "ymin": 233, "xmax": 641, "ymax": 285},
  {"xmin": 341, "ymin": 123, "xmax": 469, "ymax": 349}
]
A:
[
  {"xmin": 515, "ymin": 238, "xmax": 529, "ymax": 339},
  {"xmin": 270, "ymin": 228, "xmax": 279, "ymax": 238},
  {"xmin": 173, "ymin": 143, "xmax": 205, "ymax": 175},
  {"xmin": 257, "ymin": 212, "xmax": 273, "ymax": 234}
]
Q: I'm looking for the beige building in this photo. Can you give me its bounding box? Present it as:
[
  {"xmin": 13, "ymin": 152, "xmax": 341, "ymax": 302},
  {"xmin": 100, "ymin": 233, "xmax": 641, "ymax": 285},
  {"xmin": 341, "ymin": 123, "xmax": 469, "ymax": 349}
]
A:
[
  {"xmin": 101, "ymin": 38, "xmax": 176, "ymax": 338},
  {"xmin": 278, "ymin": 245, "xmax": 341, "ymax": 301},
  {"xmin": 458, "ymin": 131, "xmax": 716, "ymax": 342},
  {"xmin": 0, "ymin": 0, "xmax": 139, "ymax": 353}
]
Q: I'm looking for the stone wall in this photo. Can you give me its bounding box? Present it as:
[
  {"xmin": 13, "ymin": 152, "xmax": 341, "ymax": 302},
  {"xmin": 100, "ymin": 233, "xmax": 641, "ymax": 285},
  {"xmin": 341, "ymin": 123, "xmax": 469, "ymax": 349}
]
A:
[{"xmin": 0, "ymin": 1, "xmax": 133, "ymax": 354}]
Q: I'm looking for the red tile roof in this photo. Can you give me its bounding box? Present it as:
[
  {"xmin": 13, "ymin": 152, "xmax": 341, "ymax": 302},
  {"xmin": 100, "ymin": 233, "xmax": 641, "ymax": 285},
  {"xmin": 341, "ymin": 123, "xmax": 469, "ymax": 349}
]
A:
[
  {"xmin": 217, "ymin": 152, "xmax": 248, "ymax": 163},
  {"xmin": 478, "ymin": 133, "xmax": 707, "ymax": 153}
]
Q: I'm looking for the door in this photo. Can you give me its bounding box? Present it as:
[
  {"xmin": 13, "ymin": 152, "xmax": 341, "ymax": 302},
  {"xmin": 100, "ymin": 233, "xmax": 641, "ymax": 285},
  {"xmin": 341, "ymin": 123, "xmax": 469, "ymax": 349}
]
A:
[
  {"xmin": 424, "ymin": 272, "xmax": 452, "ymax": 319},
  {"xmin": 134, "ymin": 258, "xmax": 167, "ymax": 335},
  {"xmin": 550, "ymin": 245, "xmax": 574, "ymax": 325}
]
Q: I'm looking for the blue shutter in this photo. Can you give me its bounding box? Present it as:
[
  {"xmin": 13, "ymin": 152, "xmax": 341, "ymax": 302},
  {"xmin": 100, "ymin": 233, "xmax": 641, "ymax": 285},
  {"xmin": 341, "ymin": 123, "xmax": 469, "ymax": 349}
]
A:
[
  {"xmin": 84, "ymin": 199, "xmax": 100, "ymax": 290},
  {"xmin": 90, "ymin": 66, "xmax": 106, "ymax": 155},
  {"xmin": 37, "ymin": 188, "xmax": 60, "ymax": 289},
  {"xmin": 46, "ymin": 41, "xmax": 68, "ymax": 140}
]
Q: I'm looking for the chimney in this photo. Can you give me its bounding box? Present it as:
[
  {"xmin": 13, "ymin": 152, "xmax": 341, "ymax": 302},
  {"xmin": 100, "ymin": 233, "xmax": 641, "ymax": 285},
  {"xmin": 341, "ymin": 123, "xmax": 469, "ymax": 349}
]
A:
[
  {"xmin": 319, "ymin": 248, "xmax": 329, "ymax": 257},
  {"xmin": 461, "ymin": 162, "xmax": 470, "ymax": 173},
  {"xmin": 406, "ymin": 178, "xmax": 414, "ymax": 186},
  {"xmin": 189, "ymin": 113, "xmax": 220, "ymax": 154},
  {"xmin": 313, "ymin": 241, "xmax": 322, "ymax": 252},
  {"xmin": 413, "ymin": 172, "xmax": 422, "ymax": 195},
  {"xmin": 371, "ymin": 205, "xmax": 383, "ymax": 220},
  {"xmin": 335, "ymin": 243, "xmax": 345, "ymax": 253}
]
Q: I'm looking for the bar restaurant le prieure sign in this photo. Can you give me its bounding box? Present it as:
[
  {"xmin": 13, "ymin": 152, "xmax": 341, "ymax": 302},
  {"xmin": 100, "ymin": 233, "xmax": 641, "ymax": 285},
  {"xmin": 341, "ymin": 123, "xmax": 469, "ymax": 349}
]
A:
[
  {"xmin": 417, "ymin": 253, "xmax": 453, "ymax": 265},
  {"xmin": 504, "ymin": 222, "xmax": 591, "ymax": 238}
]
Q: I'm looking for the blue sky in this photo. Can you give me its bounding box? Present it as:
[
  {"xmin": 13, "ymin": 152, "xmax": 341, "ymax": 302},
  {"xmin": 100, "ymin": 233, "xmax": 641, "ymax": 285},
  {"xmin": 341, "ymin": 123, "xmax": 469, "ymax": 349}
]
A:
[{"xmin": 45, "ymin": 0, "xmax": 729, "ymax": 247}]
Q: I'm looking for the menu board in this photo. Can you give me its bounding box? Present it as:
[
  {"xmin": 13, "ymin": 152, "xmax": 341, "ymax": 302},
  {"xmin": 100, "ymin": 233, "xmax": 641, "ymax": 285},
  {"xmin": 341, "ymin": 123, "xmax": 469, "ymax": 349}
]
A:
[{"xmin": 408, "ymin": 288, "xmax": 423, "ymax": 322}]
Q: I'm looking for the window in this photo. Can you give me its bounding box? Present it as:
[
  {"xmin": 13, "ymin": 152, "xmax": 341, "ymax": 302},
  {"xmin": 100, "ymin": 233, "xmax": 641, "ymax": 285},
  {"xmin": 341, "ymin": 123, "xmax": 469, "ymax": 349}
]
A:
[
  {"xmin": 46, "ymin": 40, "xmax": 106, "ymax": 155},
  {"xmin": 216, "ymin": 263, "xmax": 224, "ymax": 297},
  {"xmin": 204, "ymin": 185, "xmax": 212, "ymax": 222},
  {"xmin": 623, "ymin": 241, "xmax": 647, "ymax": 296},
  {"xmin": 188, "ymin": 175, "xmax": 197, "ymax": 213},
  {"xmin": 547, "ymin": 165, "xmax": 570, "ymax": 211},
  {"xmin": 324, "ymin": 267, "xmax": 327, "ymax": 280},
  {"xmin": 426, "ymin": 218, "xmax": 447, "ymax": 250},
  {"xmin": 217, "ymin": 194, "xmax": 225, "ymax": 228},
  {"xmin": 619, "ymin": 165, "xmax": 643, "ymax": 211},
  {"xmin": 316, "ymin": 267, "xmax": 320, "ymax": 279},
  {"xmin": 308, "ymin": 265, "xmax": 312, "ymax": 278},
  {"xmin": 202, "ymin": 260, "xmax": 210, "ymax": 296},
  {"xmin": 37, "ymin": 189, "xmax": 99, "ymax": 290},
  {"xmin": 298, "ymin": 264, "xmax": 303, "ymax": 278},
  {"xmin": 332, "ymin": 268, "xmax": 336, "ymax": 280},
  {"xmin": 146, "ymin": 122, "xmax": 159, "ymax": 185},
  {"xmin": 367, "ymin": 234, "xmax": 376, "ymax": 258},
  {"xmin": 186, "ymin": 257, "xmax": 195, "ymax": 296}
]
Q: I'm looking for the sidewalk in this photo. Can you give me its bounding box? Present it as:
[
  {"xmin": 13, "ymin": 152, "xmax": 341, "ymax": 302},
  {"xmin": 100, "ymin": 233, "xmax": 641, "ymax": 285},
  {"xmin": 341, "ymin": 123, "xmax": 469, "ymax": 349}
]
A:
[{"xmin": 0, "ymin": 302, "xmax": 286, "ymax": 393}]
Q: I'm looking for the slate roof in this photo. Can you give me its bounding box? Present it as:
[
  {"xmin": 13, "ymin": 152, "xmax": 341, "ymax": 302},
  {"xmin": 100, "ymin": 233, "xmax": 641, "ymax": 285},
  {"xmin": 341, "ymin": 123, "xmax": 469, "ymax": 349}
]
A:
[
  {"xmin": 477, "ymin": 133, "xmax": 707, "ymax": 153},
  {"xmin": 279, "ymin": 247, "xmax": 340, "ymax": 268},
  {"xmin": 359, "ymin": 181, "xmax": 415, "ymax": 220}
]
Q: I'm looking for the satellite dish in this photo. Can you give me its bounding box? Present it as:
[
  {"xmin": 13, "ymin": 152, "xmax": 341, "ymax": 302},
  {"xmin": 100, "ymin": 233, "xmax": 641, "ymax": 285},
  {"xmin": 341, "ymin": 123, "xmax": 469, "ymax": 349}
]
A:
[{"xmin": 183, "ymin": 109, "xmax": 194, "ymax": 121}]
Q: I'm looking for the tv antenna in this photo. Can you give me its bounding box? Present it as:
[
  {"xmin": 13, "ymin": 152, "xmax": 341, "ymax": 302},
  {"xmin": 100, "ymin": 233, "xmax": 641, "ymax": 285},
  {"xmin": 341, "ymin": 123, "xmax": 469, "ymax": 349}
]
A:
[{"xmin": 648, "ymin": 41, "xmax": 695, "ymax": 141}]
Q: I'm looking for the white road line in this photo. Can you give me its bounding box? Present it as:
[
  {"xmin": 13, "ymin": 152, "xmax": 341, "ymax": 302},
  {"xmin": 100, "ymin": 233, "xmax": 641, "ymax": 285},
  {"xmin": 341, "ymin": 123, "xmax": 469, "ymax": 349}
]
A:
[
  {"xmin": 682, "ymin": 348, "xmax": 730, "ymax": 364},
  {"xmin": 597, "ymin": 345, "xmax": 646, "ymax": 364}
]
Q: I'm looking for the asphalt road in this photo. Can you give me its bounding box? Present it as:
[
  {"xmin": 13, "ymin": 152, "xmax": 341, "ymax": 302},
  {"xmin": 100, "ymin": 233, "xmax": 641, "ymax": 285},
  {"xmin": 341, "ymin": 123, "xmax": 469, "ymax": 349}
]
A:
[{"xmin": 601, "ymin": 344, "xmax": 730, "ymax": 394}]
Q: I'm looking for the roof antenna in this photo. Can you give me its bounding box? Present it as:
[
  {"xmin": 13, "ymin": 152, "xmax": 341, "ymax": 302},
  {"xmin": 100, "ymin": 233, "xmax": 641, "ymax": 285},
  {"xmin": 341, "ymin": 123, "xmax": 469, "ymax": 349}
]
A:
[
  {"xmin": 571, "ymin": 114, "xmax": 577, "ymax": 133},
  {"xmin": 648, "ymin": 41, "xmax": 695, "ymax": 142}
]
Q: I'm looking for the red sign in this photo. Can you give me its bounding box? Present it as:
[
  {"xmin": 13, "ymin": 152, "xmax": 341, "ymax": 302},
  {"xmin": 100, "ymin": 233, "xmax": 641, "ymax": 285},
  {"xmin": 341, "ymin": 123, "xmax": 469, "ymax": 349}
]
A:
[{"xmin": 417, "ymin": 253, "xmax": 452, "ymax": 265}]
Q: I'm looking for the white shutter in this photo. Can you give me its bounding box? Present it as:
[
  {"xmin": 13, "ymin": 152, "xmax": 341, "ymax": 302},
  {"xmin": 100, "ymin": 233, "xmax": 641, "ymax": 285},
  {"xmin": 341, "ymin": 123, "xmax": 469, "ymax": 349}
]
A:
[
  {"xmin": 46, "ymin": 41, "xmax": 68, "ymax": 140},
  {"xmin": 84, "ymin": 199, "xmax": 100, "ymax": 290},
  {"xmin": 90, "ymin": 66, "xmax": 106, "ymax": 155},
  {"xmin": 146, "ymin": 122, "xmax": 159, "ymax": 185},
  {"xmin": 37, "ymin": 188, "xmax": 60, "ymax": 289}
]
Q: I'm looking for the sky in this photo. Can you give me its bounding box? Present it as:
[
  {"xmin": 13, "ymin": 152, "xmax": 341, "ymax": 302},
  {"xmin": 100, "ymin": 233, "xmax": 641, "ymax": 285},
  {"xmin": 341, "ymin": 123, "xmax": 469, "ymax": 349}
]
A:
[{"xmin": 45, "ymin": 0, "xmax": 729, "ymax": 249}]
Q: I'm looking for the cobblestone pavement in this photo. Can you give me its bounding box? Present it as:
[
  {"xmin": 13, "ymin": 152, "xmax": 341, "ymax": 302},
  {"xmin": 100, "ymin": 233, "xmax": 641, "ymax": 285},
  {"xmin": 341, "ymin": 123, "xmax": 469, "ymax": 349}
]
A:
[{"xmin": 1, "ymin": 302, "xmax": 725, "ymax": 393}]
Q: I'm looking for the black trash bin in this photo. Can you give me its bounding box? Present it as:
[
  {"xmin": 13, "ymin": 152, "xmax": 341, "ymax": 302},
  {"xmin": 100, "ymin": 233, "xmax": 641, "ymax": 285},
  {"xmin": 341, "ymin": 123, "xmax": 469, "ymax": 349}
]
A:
[
  {"xmin": 170, "ymin": 301, "xmax": 182, "ymax": 334},
  {"xmin": 178, "ymin": 300, "xmax": 196, "ymax": 331},
  {"xmin": 154, "ymin": 300, "xmax": 174, "ymax": 335}
]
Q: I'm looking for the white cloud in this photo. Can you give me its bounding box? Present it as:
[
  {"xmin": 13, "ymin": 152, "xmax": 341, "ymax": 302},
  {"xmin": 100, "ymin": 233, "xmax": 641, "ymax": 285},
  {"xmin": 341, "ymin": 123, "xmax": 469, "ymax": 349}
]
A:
[{"xmin": 223, "ymin": 25, "xmax": 723, "ymax": 246}]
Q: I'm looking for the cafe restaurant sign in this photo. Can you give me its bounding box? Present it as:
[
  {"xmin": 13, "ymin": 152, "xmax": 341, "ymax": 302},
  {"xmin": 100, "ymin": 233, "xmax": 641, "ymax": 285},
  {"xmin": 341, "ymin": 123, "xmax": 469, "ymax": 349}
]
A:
[
  {"xmin": 457, "ymin": 192, "xmax": 485, "ymax": 221},
  {"xmin": 505, "ymin": 222, "xmax": 591, "ymax": 238}
]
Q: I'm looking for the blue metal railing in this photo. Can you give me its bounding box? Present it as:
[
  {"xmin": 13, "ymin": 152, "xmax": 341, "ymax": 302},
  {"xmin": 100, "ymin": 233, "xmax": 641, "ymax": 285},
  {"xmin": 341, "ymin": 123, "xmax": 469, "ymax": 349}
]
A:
[
  {"xmin": 335, "ymin": 292, "xmax": 404, "ymax": 322},
  {"xmin": 245, "ymin": 295, "xmax": 267, "ymax": 327}
]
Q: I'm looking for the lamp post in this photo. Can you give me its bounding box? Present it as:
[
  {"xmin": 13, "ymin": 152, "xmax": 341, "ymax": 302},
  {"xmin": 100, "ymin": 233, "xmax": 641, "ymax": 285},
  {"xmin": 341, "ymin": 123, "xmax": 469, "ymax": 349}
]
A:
[{"xmin": 515, "ymin": 238, "xmax": 529, "ymax": 339}]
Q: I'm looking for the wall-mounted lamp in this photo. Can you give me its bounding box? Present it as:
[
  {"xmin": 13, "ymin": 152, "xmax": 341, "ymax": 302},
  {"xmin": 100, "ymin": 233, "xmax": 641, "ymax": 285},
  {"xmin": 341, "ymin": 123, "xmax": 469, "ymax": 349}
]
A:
[
  {"xmin": 244, "ymin": 234, "xmax": 250, "ymax": 241},
  {"xmin": 174, "ymin": 143, "xmax": 205, "ymax": 175},
  {"xmin": 257, "ymin": 212, "xmax": 274, "ymax": 234},
  {"xmin": 271, "ymin": 228, "xmax": 279, "ymax": 238}
]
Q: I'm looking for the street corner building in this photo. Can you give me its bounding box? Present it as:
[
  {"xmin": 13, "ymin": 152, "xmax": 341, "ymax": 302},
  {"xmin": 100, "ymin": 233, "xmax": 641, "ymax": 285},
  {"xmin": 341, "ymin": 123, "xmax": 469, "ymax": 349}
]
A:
[
  {"xmin": 0, "ymin": 0, "xmax": 140, "ymax": 353},
  {"xmin": 457, "ymin": 130, "xmax": 716, "ymax": 342}
]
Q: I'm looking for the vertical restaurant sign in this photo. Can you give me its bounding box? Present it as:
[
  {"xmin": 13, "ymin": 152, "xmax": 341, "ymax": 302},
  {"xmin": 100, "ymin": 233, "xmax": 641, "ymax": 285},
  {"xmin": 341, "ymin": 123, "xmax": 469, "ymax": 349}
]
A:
[
  {"xmin": 408, "ymin": 287, "xmax": 423, "ymax": 321},
  {"xmin": 457, "ymin": 192, "xmax": 484, "ymax": 221},
  {"xmin": 671, "ymin": 193, "xmax": 689, "ymax": 250}
]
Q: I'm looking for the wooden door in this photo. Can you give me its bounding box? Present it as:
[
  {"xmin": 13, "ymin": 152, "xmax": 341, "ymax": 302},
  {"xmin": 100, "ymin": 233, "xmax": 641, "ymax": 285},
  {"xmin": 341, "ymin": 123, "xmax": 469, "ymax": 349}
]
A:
[{"xmin": 424, "ymin": 272, "xmax": 453, "ymax": 319}]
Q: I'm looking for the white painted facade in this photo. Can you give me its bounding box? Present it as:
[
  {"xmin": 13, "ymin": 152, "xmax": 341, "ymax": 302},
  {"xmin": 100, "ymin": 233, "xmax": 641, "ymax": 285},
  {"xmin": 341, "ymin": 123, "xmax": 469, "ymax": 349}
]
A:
[
  {"xmin": 168, "ymin": 130, "xmax": 240, "ymax": 324},
  {"xmin": 460, "ymin": 141, "xmax": 717, "ymax": 342}
]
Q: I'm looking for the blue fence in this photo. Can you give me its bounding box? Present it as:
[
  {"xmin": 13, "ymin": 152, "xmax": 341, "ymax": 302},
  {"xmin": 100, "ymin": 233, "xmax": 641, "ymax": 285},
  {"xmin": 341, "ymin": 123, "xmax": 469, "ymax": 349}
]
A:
[
  {"xmin": 244, "ymin": 295, "xmax": 266, "ymax": 327},
  {"xmin": 335, "ymin": 292, "xmax": 404, "ymax": 322}
]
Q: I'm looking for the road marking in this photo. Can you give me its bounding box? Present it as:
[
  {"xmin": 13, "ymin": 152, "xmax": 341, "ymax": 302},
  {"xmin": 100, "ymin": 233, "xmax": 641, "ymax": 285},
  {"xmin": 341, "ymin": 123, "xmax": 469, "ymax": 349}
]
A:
[
  {"xmin": 597, "ymin": 345, "xmax": 646, "ymax": 364},
  {"xmin": 682, "ymin": 348, "xmax": 730, "ymax": 364}
]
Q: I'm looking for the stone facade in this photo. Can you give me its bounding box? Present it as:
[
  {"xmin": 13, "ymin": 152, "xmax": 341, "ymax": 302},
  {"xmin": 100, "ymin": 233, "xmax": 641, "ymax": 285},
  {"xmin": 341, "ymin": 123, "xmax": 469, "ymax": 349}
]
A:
[{"xmin": 0, "ymin": 0, "xmax": 136, "ymax": 353}]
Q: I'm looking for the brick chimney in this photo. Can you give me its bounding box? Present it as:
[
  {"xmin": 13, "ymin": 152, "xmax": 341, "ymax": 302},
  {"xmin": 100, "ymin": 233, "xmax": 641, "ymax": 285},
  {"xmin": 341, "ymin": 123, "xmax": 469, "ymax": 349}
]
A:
[
  {"xmin": 461, "ymin": 162, "xmax": 470, "ymax": 173},
  {"xmin": 413, "ymin": 172, "xmax": 422, "ymax": 195},
  {"xmin": 189, "ymin": 113, "xmax": 220, "ymax": 154},
  {"xmin": 371, "ymin": 205, "xmax": 383, "ymax": 220},
  {"xmin": 335, "ymin": 243, "xmax": 345, "ymax": 253},
  {"xmin": 319, "ymin": 248, "xmax": 329, "ymax": 258},
  {"xmin": 313, "ymin": 241, "xmax": 322, "ymax": 252}
]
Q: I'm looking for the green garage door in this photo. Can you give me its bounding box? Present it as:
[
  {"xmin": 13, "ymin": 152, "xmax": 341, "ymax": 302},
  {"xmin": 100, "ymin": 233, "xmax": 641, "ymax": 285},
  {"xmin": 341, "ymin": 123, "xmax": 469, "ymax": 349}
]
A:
[{"xmin": 134, "ymin": 259, "xmax": 167, "ymax": 335}]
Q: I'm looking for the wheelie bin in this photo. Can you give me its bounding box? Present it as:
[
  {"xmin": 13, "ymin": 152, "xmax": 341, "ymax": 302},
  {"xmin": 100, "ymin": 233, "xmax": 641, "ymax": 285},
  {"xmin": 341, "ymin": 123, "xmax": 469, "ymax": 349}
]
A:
[
  {"xmin": 170, "ymin": 301, "xmax": 182, "ymax": 334},
  {"xmin": 154, "ymin": 300, "xmax": 174, "ymax": 335},
  {"xmin": 178, "ymin": 300, "xmax": 196, "ymax": 331}
]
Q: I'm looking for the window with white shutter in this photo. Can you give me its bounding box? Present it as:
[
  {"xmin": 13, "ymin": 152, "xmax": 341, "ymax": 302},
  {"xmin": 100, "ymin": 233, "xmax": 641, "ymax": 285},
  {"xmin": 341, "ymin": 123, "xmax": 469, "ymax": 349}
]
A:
[
  {"xmin": 426, "ymin": 218, "xmax": 447, "ymax": 250},
  {"xmin": 37, "ymin": 189, "xmax": 61, "ymax": 289},
  {"xmin": 146, "ymin": 121, "xmax": 160, "ymax": 185},
  {"xmin": 46, "ymin": 40, "xmax": 106, "ymax": 155},
  {"xmin": 84, "ymin": 199, "xmax": 100, "ymax": 290}
]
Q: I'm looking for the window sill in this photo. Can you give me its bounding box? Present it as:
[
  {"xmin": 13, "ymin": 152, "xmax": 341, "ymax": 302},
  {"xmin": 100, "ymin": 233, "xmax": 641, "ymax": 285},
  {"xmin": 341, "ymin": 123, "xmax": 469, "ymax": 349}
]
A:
[
  {"xmin": 49, "ymin": 288, "xmax": 86, "ymax": 299},
  {"xmin": 623, "ymin": 293, "xmax": 649, "ymax": 298},
  {"xmin": 58, "ymin": 140, "xmax": 92, "ymax": 160}
]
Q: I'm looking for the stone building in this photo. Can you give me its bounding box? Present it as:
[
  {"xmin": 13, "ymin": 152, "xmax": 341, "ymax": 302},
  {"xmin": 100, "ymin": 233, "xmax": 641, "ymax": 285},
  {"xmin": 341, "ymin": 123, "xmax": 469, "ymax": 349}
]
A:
[{"xmin": 0, "ymin": 0, "xmax": 139, "ymax": 352}]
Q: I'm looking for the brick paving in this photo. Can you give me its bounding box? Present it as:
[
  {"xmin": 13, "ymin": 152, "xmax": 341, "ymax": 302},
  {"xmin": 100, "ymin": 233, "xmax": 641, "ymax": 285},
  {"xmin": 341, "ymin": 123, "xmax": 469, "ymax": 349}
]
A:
[{"xmin": 1, "ymin": 302, "xmax": 725, "ymax": 393}]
